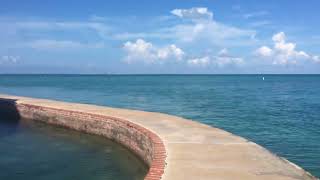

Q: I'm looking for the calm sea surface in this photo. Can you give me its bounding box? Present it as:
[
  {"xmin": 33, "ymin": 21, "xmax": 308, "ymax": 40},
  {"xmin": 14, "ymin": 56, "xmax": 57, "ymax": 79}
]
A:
[{"xmin": 0, "ymin": 74, "xmax": 319, "ymax": 177}]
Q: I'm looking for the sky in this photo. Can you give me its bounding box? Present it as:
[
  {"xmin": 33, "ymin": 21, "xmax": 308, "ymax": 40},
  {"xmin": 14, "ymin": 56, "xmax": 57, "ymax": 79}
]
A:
[{"xmin": 0, "ymin": 0, "xmax": 320, "ymax": 74}]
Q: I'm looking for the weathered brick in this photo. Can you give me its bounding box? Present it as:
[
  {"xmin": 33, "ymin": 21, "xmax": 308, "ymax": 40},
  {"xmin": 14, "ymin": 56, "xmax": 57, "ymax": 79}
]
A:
[{"xmin": 16, "ymin": 103, "xmax": 166, "ymax": 180}]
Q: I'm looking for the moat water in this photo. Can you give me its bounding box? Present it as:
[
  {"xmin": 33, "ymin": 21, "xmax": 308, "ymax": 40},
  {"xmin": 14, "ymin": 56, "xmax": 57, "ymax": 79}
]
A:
[{"xmin": 0, "ymin": 118, "xmax": 148, "ymax": 180}]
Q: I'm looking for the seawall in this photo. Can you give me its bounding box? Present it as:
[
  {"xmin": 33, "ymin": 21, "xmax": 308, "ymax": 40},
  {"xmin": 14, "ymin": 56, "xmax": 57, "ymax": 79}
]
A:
[{"xmin": 0, "ymin": 94, "xmax": 317, "ymax": 180}]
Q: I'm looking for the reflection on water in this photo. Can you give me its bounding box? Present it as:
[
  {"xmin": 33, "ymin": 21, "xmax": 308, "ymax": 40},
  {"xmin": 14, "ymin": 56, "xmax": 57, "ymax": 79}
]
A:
[{"xmin": 0, "ymin": 118, "xmax": 148, "ymax": 180}]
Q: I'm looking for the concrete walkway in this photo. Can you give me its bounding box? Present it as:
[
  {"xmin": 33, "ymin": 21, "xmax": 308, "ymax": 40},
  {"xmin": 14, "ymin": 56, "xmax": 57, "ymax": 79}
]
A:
[{"xmin": 0, "ymin": 94, "xmax": 317, "ymax": 180}]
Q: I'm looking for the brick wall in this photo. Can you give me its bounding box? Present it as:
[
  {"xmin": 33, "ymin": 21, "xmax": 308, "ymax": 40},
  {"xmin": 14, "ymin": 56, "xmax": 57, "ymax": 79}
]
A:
[{"xmin": 14, "ymin": 103, "xmax": 166, "ymax": 180}]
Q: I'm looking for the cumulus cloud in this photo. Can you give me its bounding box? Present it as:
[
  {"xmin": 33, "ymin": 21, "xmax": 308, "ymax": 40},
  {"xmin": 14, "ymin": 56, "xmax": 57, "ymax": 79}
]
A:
[
  {"xmin": 256, "ymin": 46, "xmax": 273, "ymax": 57},
  {"xmin": 255, "ymin": 32, "xmax": 319, "ymax": 65},
  {"xmin": 215, "ymin": 48, "xmax": 244, "ymax": 67},
  {"xmin": 123, "ymin": 39, "xmax": 184, "ymax": 63},
  {"xmin": 188, "ymin": 56, "xmax": 211, "ymax": 67},
  {"xmin": 1, "ymin": 55, "xmax": 19, "ymax": 64},
  {"xmin": 123, "ymin": 39, "xmax": 243, "ymax": 68},
  {"xmin": 171, "ymin": 7, "xmax": 213, "ymax": 20},
  {"xmin": 188, "ymin": 48, "xmax": 244, "ymax": 67}
]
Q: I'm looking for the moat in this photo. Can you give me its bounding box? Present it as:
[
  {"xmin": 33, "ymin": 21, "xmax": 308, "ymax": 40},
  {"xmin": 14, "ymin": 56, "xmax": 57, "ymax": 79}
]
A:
[{"xmin": 0, "ymin": 118, "xmax": 148, "ymax": 180}]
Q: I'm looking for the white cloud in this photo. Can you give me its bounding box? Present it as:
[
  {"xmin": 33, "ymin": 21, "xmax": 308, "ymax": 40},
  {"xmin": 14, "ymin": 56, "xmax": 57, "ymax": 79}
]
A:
[
  {"xmin": 6, "ymin": 8, "xmax": 254, "ymax": 49},
  {"xmin": 272, "ymin": 31, "xmax": 286, "ymax": 43},
  {"xmin": 157, "ymin": 44, "xmax": 184, "ymax": 60},
  {"xmin": 115, "ymin": 7, "xmax": 256, "ymax": 47},
  {"xmin": 215, "ymin": 49, "xmax": 244, "ymax": 67},
  {"xmin": 187, "ymin": 48, "xmax": 244, "ymax": 67},
  {"xmin": 167, "ymin": 21, "xmax": 255, "ymax": 45},
  {"xmin": 188, "ymin": 56, "xmax": 210, "ymax": 67},
  {"xmin": 313, "ymin": 56, "xmax": 320, "ymax": 63},
  {"xmin": 171, "ymin": 7, "xmax": 213, "ymax": 20},
  {"xmin": 25, "ymin": 40, "xmax": 104, "ymax": 50},
  {"xmin": 218, "ymin": 48, "xmax": 229, "ymax": 56},
  {"xmin": 123, "ymin": 40, "xmax": 243, "ymax": 67},
  {"xmin": 256, "ymin": 46, "xmax": 273, "ymax": 57},
  {"xmin": 123, "ymin": 39, "xmax": 184, "ymax": 63},
  {"xmin": 256, "ymin": 32, "xmax": 319, "ymax": 65},
  {"xmin": 1, "ymin": 55, "xmax": 19, "ymax": 64},
  {"xmin": 169, "ymin": 7, "xmax": 256, "ymax": 46}
]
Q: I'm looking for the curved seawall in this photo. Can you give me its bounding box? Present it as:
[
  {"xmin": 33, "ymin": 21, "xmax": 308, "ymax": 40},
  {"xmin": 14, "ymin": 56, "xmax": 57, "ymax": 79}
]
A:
[{"xmin": 0, "ymin": 94, "xmax": 317, "ymax": 180}]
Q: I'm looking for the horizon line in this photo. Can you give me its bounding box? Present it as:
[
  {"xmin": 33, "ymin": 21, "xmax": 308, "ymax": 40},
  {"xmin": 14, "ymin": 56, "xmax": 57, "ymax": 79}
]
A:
[{"xmin": 0, "ymin": 73, "xmax": 319, "ymax": 75}]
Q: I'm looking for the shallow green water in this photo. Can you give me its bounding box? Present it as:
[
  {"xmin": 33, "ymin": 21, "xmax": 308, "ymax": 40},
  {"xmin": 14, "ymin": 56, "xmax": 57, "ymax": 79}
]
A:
[
  {"xmin": 0, "ymin": 74, "xmax": 319, "ymax": 177},
  {"xmin": 0, "ymin": 119, "xmax": 148, "ymax": 180}
]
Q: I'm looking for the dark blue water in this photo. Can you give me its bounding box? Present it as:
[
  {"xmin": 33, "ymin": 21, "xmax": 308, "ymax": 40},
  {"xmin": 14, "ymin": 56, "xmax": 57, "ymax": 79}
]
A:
[
  {"xmin": 0, "ymin": 119, "xmax": 148, "ymax": 180},
  {"xmin": 0, "ymin": 74, "xmax": 319, "ymax": 177}
]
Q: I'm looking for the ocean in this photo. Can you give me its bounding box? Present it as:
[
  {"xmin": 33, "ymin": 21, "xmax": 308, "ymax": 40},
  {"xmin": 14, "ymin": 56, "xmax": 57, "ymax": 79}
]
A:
[{"xmin": 0, "ymin": 74, "xmax": 319, "ymax": 177}]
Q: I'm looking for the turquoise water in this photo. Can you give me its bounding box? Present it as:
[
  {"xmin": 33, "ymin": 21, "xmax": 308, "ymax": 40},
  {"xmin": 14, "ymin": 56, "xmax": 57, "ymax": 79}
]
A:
[
  {"xmin": 0, "ymin": 74, "xmax": 319, "ymax": 177},
  {"xmin": 0, "ymin": 118, "xmax": 148, "ymax": 180}
]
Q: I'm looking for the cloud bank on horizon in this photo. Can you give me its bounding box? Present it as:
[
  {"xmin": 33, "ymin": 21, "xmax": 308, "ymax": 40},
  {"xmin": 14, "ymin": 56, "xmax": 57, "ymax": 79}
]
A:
[{"xmin": 0, "ymin": 0, "xmax": 319, "ymax": 74}]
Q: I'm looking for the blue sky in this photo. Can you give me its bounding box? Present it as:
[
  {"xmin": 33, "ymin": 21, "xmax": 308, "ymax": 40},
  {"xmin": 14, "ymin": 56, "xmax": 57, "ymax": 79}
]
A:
[{"xmin": 0, "ymin": 0, "xmax": 320, "ymax": 74}]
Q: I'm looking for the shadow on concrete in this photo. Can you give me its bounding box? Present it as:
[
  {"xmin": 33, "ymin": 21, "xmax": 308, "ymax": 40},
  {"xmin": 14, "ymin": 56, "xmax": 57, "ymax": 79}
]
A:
[{"xmin": 0, "ymin": 98, "xmax": 21, "ymax": 136}]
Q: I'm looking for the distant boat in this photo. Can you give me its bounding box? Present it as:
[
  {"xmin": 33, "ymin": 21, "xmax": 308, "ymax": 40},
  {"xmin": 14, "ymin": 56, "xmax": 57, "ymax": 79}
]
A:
[{"xmin": 262, "ymin": 77, "xmax": 265, "ymax": 80}]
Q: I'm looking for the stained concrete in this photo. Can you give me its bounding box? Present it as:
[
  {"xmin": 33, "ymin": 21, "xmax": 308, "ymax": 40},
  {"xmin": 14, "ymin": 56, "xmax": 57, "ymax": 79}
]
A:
[{"xmin": 0, "ymin": 94, "xmax": 317, "ymax": 180}]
